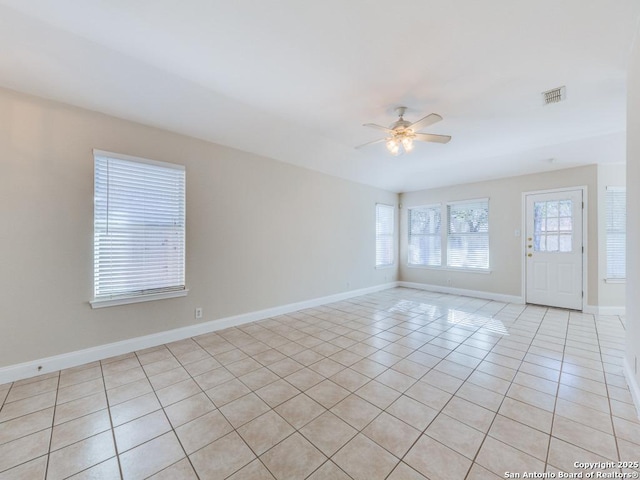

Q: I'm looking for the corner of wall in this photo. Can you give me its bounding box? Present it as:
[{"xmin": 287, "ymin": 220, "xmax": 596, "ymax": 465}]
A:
[
  {"xmin": 624, "ymin": 357, "xmax": 640, "ymax": 420},
  {"xmin": 625, "ymin": 21, "xmax": 640, "ymax": 420}
]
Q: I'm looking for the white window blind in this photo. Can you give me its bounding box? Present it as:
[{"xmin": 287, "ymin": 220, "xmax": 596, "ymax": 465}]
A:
[
  {"xmin": 408, "ymin": 205, "xmax": 441, "ymax": 266},
  {"xmin": 447, "ymin": 199, "xmax": 489, "ymax": 269},
  {"xmin": 376, "ymin": 204, "xmax": 394, "ymax": 267},
  {"xmin": 606, "ymin": 187, "xmax": 626, "ymax": 279},
  {"xmin": 93, "ymin": 151, "xmax": 186, "ymax": 303}
]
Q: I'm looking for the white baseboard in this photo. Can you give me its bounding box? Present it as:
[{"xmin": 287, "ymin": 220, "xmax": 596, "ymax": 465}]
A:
[
  {"xmin": 0, "ymin": 282, "xmax": 399, "ymax": 385},
  {"xmin": 398, "ymin": 281, "xmax": 523, "ymax": 305},
  {"xmin": 397, "ymin": 282, "xmax": 625, "ymax": 315},
  {"xmin": 623, "ymin": 356, "xmax": 640, "ymax": 421},
  {"xmin": 583, "ymin": 305, "xmax": 626, "ymax": 315}
]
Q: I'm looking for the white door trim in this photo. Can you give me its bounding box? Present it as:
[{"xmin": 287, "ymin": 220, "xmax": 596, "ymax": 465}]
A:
[{"xmin": 521, "ymin": 186, "xmax": 588, "ymax": 311}]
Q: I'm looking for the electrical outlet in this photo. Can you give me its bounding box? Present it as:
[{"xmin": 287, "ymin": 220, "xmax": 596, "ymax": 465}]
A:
[
  {"xmin": 446, "ymin": 279, "xmax": 452, "ymax": 286},
  {"xmin": 195, "ymin": 307, "xmax": 203, "ymax": 319}
]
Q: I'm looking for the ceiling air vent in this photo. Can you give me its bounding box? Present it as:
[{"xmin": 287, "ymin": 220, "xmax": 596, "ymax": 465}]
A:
[{"xmin": 542, "ymin": 86, "xmax": 566, "ymax": 105}]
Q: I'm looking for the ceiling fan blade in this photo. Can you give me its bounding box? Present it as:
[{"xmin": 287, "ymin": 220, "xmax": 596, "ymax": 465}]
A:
[
  {"xmin": 408, "ymin": 113, "xmax": 442, "ymax": 132},
  {"xmin": 414, "ymin": 133, "xmax": 452, "ymax": 144},
  {"xmin": 363, "ymin": 123, "xmax": 395, "ymax": 134},
  {"xmin": 355, "ymin": 137, "xmax": 387, "ymax": 149}
]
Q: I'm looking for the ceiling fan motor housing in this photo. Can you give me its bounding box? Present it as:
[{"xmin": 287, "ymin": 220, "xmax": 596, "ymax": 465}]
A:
[{"xmin": 391, "ymin": 119, "xmax": 412, "ymax": 131}]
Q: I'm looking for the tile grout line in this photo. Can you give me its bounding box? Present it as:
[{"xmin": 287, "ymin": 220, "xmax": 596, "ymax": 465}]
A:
[
  {"xmin": 374, "ymin": 298, "xmax": 515, "ymax": 479},
  {"xmin": 44, "ymin": 364, "xmax": 122, "ymax": 479},
  {"xmin": 385, "ymin": 303, "xmax": 505, "ymax": 479},
  {"xmin": 0, "ymin": 374, "xmax": 59, "ymax": 474},
  {"xmin": 109, "ymin": 347, "xmax": 206, "ymax": 477},
  {"xmin": 99, "ymin": 360, "xmax": 125, "ymax": 480},
  {"xmin": 134, "ymin": 345, "xmax": 203, "ymax": 479},
  {"xmin": 191, "ymin": 311, "xmax": 366, "ymax": 479},
  {"xmin": 43, "ymin": 370, "xmax": 60, "ymax": 480},
  {"xmin": 459, "ymin": 303, "xmax": 551, "ymax": 479},
  {"xmin": 236, "ymin": 305, "xmax": 400, "ymax": 480},
  {"xmin": 309, "ymin": 294, "xmax": 491, "ymax": 479},
  {"xmin": 213, "ymin": 294, "xmax": 490, "ymax": 478},
  {"xmin": 542, "ymin": 307, "xmax": 572, "ymax": 474},
  {"xmin": 593, "ymin": 312, "xmax": 624, "ymax": 471},
  {"xmin": 145, "ymin": 315, "xmax": 358, "ymax": 478},
  {"xmin": 543, "ymin": 311, "xmax": 634, "ymax": 471},
  {"xmin": 223, "ymin": 300, "xmax": 408, "ymax": 466}
]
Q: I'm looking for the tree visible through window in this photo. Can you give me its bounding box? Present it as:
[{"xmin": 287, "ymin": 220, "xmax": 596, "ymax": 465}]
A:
[
  {"xmin": 447, "ymin": 200, "xmax": 489, "ymax": 269},
  {"xmin": 408, "ymin": 205, "xmax": 441, "ymax": 266}
]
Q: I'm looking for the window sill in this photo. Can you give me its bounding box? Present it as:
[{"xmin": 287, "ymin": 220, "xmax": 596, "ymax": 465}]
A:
[
  {"xmin": 376, "ymin": 264, "xmax": 396, "ymax": 270},
  {"xmin": 604, "ymin": 278, "xmax": 626, "ymax": 284},
  {"xmin": 407, "ymin": 265, "xmax": 492, "ymax": 274},
  {"xmin": 90, "ymin": 289, "xmax": 189, "ymax": 308}
]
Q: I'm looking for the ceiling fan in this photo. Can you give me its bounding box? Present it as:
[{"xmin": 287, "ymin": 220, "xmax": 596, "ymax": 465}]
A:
[{"xmin": 357, "ymin": 107, "xmax": 451, "ymax": 156}]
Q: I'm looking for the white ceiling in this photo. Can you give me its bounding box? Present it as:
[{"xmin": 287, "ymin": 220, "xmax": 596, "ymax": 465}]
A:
[{"xmin": 0, "ymin": 1, "xmax": 638, "ymax": 193}]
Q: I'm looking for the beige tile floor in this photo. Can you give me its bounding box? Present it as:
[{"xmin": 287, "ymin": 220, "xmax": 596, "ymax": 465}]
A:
[{"xmin": 1, "ymin": 287, "xmax": 639, "ymax": 479}]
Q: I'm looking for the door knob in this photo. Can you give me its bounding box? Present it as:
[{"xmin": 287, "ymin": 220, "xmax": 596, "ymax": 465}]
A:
[{"xmin": 527, "ymin": 253, "xmax": 532, "ymax": 257}]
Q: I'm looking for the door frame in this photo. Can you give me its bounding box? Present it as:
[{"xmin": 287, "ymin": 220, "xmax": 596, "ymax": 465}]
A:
[{"xmin": 520, "ymin": 186, "xmax": 588, "ymax": 311}]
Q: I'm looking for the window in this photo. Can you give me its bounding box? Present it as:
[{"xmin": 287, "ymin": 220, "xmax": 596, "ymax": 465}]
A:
[
  {"xmin": 406, "ymin": 199, "xmax": 490, "ymax": 270},
  {"xmin": 447, "ymin": 199, "xmax": 489, "ymax": 269},
  {"xmin": 408, "ymin": 205, "xmax": 441, "ymax": 266},
  {"xmin": 606, "ymin": 187, "xmax": 626, "ymax": 280},
  {"xmin": 533, "ymin": 199, "xmax": 573, "ymax": 252},
  {"xmin": 92, "ymin": 150, "xmax": 186, "ymax": 307},
  {"xmin": 376, "ymin": 204, "xmax": 394, "ymax": 267}
]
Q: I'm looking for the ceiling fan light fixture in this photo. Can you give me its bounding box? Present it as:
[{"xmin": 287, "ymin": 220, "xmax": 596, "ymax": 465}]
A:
[
  {"xmin": 401, "ymin": 135, "xmax": 414, "ymax": 152},
  {"xmin": 386, "ymin": 138, "xmax": 401, "ymax": 156}
]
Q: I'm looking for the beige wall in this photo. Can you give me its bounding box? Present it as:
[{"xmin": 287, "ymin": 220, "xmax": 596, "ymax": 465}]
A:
[
  {"xmin": 399, "ymin": 166, "xmax": 599, "ymax": 304},
  {"xmin": 597, "ymin": 163, "xmax": 626, "ymax": 307},
  {"xmin": 0, "ymin": 87, "xmax": 398, "ymax": 368},
  {"xmin": 626, "ymin": 29, "xmax": 640, "ymax": 405}
]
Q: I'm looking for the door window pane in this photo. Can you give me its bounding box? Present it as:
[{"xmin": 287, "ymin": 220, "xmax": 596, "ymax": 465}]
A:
[
  {"xmin": 533, "ymin": 199, "xmax": 572, "ymax": 253},
  {"xmin": 559, "ymin": 234, "xmax": 572, "ymax": 252}
]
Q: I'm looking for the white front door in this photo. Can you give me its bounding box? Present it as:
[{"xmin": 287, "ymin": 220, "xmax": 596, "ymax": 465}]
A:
[{"xmin": 525, "ymin": 189, "xmax": 583, "ymax": 310}]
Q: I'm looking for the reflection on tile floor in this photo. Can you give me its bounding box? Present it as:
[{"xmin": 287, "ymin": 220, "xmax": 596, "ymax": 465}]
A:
[{"xmin": 1, "ymin": 287, "xmax": 639, "ymax": 479}]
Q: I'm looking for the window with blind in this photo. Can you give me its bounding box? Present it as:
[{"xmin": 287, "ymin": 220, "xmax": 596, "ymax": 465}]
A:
[
  {"xmin": 376, "ymin": 204, "xmax": 394, "ymax": 267},
  {"xmin": 606, "ymin": 187, "xmax": 626, "ymax": 280},
  {"xmin": 408, "ymin": 205, "xmax": 441, "ymax": 266},
  {"xmin": 447, "ymin": 199, "xmax": 489, "ymax": 269},
  {"xmin": 92, "ymin": 150, "xmax": 186, "ymax": 307}
]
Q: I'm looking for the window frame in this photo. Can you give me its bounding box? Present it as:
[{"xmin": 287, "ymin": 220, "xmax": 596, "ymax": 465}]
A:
[
  {"xmin": 375, "ymin": 203, "xmax": 395, "ymax": 268},
  {"xmin": 91, "ymin": 149, "xmax": 188, "ymax": 308}
]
